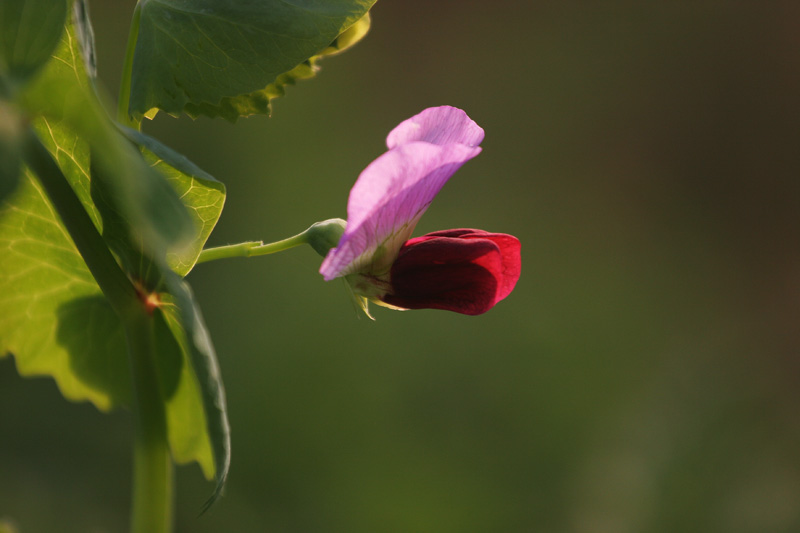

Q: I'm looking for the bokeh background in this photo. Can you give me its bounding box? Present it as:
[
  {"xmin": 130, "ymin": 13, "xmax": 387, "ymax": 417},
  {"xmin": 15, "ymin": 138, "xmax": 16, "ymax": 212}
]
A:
[{"xmin": 2, "ymin": 1, "xmax": 800, "ymax": 531}]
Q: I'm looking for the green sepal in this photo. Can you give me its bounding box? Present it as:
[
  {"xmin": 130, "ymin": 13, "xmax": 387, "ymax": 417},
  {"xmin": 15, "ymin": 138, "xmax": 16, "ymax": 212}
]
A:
[{"xmin": 306, "ymin": 218, "xmax": 347, "ymax": 257}]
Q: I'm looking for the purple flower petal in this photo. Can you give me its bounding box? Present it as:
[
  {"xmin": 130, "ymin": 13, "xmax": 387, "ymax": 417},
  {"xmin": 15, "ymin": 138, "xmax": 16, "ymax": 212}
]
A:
[
  {"xmin": 386, "ymin": 106, "xmax": 485, "ymax": 149},
  {"xmin": 319, "ymin": 107, "xmax": 484, "ymax": 281},
  {"xmin": 320, "ymin": 143, "xmax": 481, "ymax": 280}
]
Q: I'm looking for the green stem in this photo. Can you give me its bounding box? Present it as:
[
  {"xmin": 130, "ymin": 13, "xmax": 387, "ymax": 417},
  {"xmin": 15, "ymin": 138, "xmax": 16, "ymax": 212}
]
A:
[
  {"xmin": 197, "ymin": 233, "xmax": 310, "ymax": 264},
  {"xmin": 118, "ymin": 1, "xmax": 142, "ymax": 129},
  {"xmin": 23, "ymin": 130, "xmax": 173, "ymax": 533},
  {"xmin": 128, "ymin": 311, "xmax": 173, "ymax": 533},
  {"xmin": 196, "ymin": 218, "xmax": 347, "ymax": 265}
]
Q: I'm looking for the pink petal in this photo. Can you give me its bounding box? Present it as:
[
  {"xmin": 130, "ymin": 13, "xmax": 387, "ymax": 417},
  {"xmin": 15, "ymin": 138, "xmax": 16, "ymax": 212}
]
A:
[
  {"xmin": 320, "ymin": 109, "xmax": 483, "ymax": 281},
  {"xmin": 386, "ymin": 106, "xmax": 485, "ymax": 149}
]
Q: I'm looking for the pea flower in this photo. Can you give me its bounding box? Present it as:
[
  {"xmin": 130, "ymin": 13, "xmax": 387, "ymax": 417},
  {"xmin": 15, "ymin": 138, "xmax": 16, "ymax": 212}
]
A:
[{"xmin": 318, "ymin": 106, "xmax": 520, "ymax": 316}]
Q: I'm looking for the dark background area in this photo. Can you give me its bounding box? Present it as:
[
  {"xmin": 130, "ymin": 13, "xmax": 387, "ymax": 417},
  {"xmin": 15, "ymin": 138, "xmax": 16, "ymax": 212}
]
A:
[{"xmin": 2, "ymin": 1, "xmax": 800, "ymax": 531}]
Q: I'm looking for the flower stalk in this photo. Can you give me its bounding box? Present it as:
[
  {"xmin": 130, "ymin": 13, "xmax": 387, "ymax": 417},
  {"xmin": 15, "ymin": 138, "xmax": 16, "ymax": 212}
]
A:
[{"xmin": 196, "ymin": 219, "xmax": 346, "ymax": 265}]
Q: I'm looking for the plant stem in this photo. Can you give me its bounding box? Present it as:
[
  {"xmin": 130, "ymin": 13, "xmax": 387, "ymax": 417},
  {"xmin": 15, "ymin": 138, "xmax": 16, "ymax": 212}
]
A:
[
  {"xmin": 128, "ymin": 311, "xmax": 173, "ymax": 533},
  {"xmin": 197, "ymin": 233, "xmax": 310, "ymax": 264},
  {"xmin": 196, "ymin": 218, "xmax": 347, "ymax": 265},
  {"xmin": 118, "ymin": 1, "xmax": 142, "ymax": 130},
  {"xmin": 23, "ymin": 129, "xmax": 173, "ymax": 533}
]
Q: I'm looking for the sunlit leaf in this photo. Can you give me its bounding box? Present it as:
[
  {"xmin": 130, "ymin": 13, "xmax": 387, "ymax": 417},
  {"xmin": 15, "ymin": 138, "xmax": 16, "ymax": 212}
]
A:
[
  {"xmin": 120, "ymin": 127, "xmax": 226, "ymax": 276},
  {"xmin": 18, "ymin": 13, "xmax": 194, "ymax": 255},
  {"xmin": 1, "ymin": 13, "xmax": 229, "ymax": 492},
  {"xmin": 0, "ymin": 165, "xmax": 127, "ymax": 410},
  {"xmin": 130, "ymin": 0, "xmax": 375, "ymax": 121},
  {"xmin": 1, "ymin": 120, "xmax": 220, "ymax": 479}
]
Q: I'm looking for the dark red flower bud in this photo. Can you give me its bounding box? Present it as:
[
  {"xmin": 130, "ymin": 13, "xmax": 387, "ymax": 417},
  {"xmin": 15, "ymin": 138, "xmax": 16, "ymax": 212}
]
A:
[{"xmin": 382, "ymin": 229, "xmax": 521, "ymax": 315}]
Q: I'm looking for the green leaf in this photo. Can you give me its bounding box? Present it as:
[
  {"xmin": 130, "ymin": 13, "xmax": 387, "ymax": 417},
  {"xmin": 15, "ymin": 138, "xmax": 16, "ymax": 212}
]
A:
[
  {"xmin": 0, "ymin": 0, "xmax": 68, "ymax": 94},
  {"xmin": 1, "ymin": 13, "xmax": 229, "ymax": 494},
  {"xmin": 18, "ymin": 13, "xmax": 195, "ymax": 256},
  {"xmin": 0, "ymin": 100, "xmax": 24, "ymax": 202},
  {"xmin": 0, "ymin": 138, "xmax": 224, "ymax": 490},
  {"xmin": 120, "ymin": 127, "xmax": 226, "ymax": 276},
  {"xmin": 0, "ymin": 166, "xmax": 127, "ymax": 410},
  {"xmin": 183, "ymin": 12, "xmax": 373, "ymax": 121},
  {"xmin": 130, "ymin": 0, "xmax": 375, "ymax": 121},
  {"xmin": 154, "ymin": 300, "xmax": 218, "ymax": 481},
  {"xmin": 1, "ymin": 121, "xmax": 222, "ymax": 478},
  {"xmin": 71, "ymin": 0, "xmax": 97, "ymax": 80},
  {"xmin": 162, "ymin": 273, "xmax": 230, "ymax": 508}
]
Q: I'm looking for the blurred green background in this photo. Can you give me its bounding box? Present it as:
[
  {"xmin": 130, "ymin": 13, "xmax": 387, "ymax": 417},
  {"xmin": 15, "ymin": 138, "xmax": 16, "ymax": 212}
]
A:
[{"xmin": 2, "ymin": 1, "xmax": 800, "ymax": 531}]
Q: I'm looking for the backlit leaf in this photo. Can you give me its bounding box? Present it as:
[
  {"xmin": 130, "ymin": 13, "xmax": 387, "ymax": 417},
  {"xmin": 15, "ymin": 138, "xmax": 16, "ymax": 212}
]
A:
[
  {"xmin": 0, "ymin": 165, "xmax": 126, "ymax": 410},
  {"xmin": 120, "ymin": 127, "xmax": 226, "ymax": 276},
  {"xmin": 19, "ymin": 13, "xmax": 194, "ymax": 255},
  {"xmin": 1, "ymin": 12, "xmax": 229, "ymax": 494},
  {"xmin": 1, "ymin": 119, "xmax": 219, "ymax": 480}
]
